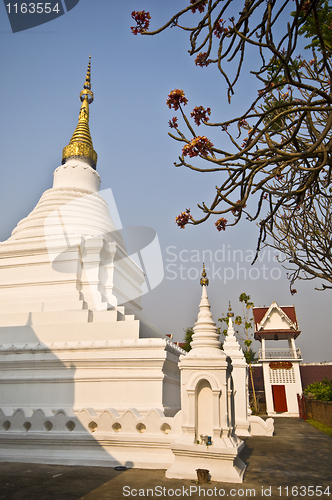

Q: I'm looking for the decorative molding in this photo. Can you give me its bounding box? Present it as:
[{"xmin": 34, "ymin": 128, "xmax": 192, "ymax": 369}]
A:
[{"xmin": 0, "ymin": 338, "xmax": 185, "ymax": 355}]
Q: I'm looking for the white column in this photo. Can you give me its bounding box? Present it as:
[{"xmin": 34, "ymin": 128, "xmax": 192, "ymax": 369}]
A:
[{"xmin": 261, "ymin": 337, "xmax": 266, "ymax": 359}]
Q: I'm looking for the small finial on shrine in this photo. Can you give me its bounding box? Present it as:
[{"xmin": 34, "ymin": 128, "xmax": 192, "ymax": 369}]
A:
[
  {"xmin": 227, "ymin": 301, "xmax": 234, "ymax": 318},
  {"xmin": 200, "ymin": 263, "xmax": 209, "ymax": 286}
]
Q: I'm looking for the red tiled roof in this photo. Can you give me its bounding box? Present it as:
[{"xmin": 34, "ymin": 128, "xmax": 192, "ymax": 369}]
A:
[
  {"xmin": 253, "ymin": 305, "xmax": 298, "ymax": 330},
  {"xmin": 253, "ymin": 307, "xmax": 268, "ymax": 327}
]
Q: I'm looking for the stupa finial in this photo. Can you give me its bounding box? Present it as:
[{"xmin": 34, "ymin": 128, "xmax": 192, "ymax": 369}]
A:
[
  {"xmin": 200, "ymin": 263, "xmax": 209, "ymax": 286},
  {"xmin": 62, "ymin": 56, "xmax": 97, "ymax": 169},
  {"xmin": 227, "ymin": 301, "xmax": 234, "ymax": 318}
]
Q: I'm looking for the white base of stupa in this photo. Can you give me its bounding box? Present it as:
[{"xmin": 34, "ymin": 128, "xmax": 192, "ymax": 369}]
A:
[
  {"xmin": 0, "ymin": 407, "xmax": 184, "ymax": 469},
  {"xmin": 0, "ymin": 310, "xmax": 182, "ymax": 415},
  {"xmin": 165, "ymin": 436, "xmax": 246, "ymax": 483},
  {"xmin": 234, "ymin": 420, "xmax": 251, "ymax": 437}
]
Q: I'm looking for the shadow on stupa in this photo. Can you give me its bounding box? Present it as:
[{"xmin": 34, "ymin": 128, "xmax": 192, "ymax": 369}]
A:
[{"xmin": 0, "ymin": 313, "xmax": 134, "ymax": 470}]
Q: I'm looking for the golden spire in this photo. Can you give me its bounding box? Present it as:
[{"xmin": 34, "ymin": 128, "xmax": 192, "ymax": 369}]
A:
[
  {"xmin": 200, "ymin": 263, "xmax": 209, "ymax": 286},
  {"xmin": 62, "ymin": 56, "xmax": 98, "ymax": 169},
  {"xmin": 227, "ymin": 301, "xmax": 234, "ymax": 318}
]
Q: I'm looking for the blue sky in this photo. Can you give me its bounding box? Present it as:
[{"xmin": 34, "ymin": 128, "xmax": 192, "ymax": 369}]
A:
[{"xmin": 0, "ymin": 0, "xmax": 331, "ymax": 363}]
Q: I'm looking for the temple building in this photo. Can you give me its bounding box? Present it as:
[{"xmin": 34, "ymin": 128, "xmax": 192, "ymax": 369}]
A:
[
  {"xmin": 0, "ymin": 59, "xmax": 272, "ymax": 480},
  {"xmin": 253, "ymin": 302, "xmax": 303, "ymax": 417}
]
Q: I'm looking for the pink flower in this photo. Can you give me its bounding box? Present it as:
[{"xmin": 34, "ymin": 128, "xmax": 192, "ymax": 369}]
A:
[
  {"xmin": 182, "ymin": 136, "xmax": 214, "ymax": 157},
  {"xmin": 166, "ymin": 89, "xmax": 188, "ymax": 110},
  {"xmin": 195, "ymin": 52, "xmax": 211, "ymax": 67},
  {"xmin": 191, "ymin": 106, "xmax": 211, "ymax": 126},
  {"xmin": 214, "ymin": 19, "xmax": 229, "ymax": 38},
  {"xmin": 175, "ymin": 209, "xmax": 193, "ymax": 229},
  {"xmin": 231, "ymin": 200, "xmax": 246, "ymax": 215},
  {"xmin": 131, "ymin": 11, "xmax": 151, "ymax": 35},
  {"xmin": 241, "ymin": 137, "xmax": 252, "ymax": 148},
  {"xmin": 168, "ymin": 117, "xmax": 178, "ymax": 129},
  {"xmin": 238, "ymin": 119, "xmax": 249, "ymax": 129},
  {"xmin": 190, "ymin": 0, "xmax": 208, "ymax": 13},
  {"xmin": 215, "ymin": 218, "xmax": 228, "ymax": 232}
]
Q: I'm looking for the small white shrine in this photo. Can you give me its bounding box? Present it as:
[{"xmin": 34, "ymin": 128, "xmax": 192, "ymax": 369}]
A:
[
  {"xmin": 253, "ymin": 302, "xmax": 303, "ymax": 417},
  {"xmin": 166, "ymin": 267, "xmax": 246, "ymax": 483},
  {"xmin": 223, "ymin": 304, "xmax": 274, "ymax": 437}
]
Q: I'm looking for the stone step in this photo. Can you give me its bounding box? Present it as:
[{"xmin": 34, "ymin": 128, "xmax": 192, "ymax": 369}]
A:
[
  {"xmin": 0, "ymin": 310, "xmax": 92, "ymax": 327},
  {"xmin": 91, "ymin": 310, "xmax": 135, "ymax": 322},
  {"xmin": 0, "ymin": 300, "xmax": 88, "ymax": 314}
]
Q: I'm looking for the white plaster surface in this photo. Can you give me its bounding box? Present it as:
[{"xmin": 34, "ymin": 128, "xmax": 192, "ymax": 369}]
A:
[
  {"xmin": 0, "ymin": 407, "xmax": 184, "ymax": 468},
  {"xmin": 223, "ymin": 317, "xmax": 274, "ymax": 436},
  {"xmin": 0, "ymin": 160, "xmax": 143, "ymax": 313}
]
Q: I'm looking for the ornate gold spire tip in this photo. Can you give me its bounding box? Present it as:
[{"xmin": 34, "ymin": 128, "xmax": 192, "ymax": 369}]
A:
[
  {"xmin": 227, "ymin": 301, "xmax": 234, "ymax": 318},
  {"xmin": 62, "ymin": 55, "xmax": 97, "ymax": 169},
  {"xmin": 200, "ymin": 263, "xmax": 209, "ymax": 286}
]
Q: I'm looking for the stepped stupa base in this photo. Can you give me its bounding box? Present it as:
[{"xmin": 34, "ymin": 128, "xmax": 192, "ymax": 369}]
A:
[{"xmin": 0, "ymin": 407, "xmax": 184, "ymax": 469}]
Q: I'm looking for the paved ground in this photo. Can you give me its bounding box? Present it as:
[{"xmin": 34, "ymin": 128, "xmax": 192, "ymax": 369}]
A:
[{"xmin": 0, "ymin": 418, "xmax": 331, "ymax": 500}]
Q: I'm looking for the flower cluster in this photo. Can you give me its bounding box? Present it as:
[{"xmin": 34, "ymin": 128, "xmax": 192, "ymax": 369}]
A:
[
  {"xmin": 241, "ymin": 125, "xmax": 257, "ymax": 148},
  {"xmin": 182, "ymin": 136, "xmax": 214, "ymax": 157},
  {"xmin": 238, "ymin": 119, "xmax": 249, "ymax": 129},
  {"xmin": 166, "ymin": 89, "xmax": 188, "ymax": 110},
  {"xmin": 231, "ymin": 200, "xmax": 247, "ymax": 216},
  {"xmin": 241, "ymin": 136, "xmax": 253, "ymax": 148},
  {"xmin": 300, "ymin": 0, "xmax": 312, "ymax": 13},
  {"xmin": 195, "ymin": 52, "xmax": 211, "ymax": 67},
  {"xmin": 258, "ymin": 81, "xmax": 277, "ymax": 95},
  {"xmin": 190, "ymin": 0, "xmax": 207, "ymax": 14},
  {"xmin": 190, "ymin": 106, "xmax": 211, "ymax": 126},
  {"xmin": 131, "ymin": 11, "xmax": 151, "ymax": 35},
  {"xmin": 175, "ymin": 209, "xmax": 192, "ymax": 229},
  {"xmin": 215, "ymin": 218, "xmax": 228, "ymax": 232},
  {"xmin": 168, "ymin": 117, "xmax": 178, "ymax": 129},
  {"xmin": 214, "ymin": 19, "xmax": 228, "ymax": 38}
]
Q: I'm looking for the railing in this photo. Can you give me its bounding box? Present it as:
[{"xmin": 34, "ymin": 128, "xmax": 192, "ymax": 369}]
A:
[{"xmin": 258, "ymin": 348, "xmax": 301, "ymax": 360}]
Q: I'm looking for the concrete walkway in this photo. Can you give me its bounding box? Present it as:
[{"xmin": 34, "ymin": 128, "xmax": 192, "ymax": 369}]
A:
[{"xmin": 0, "ymin": 418, "xmax": 331, "ymax": 500}]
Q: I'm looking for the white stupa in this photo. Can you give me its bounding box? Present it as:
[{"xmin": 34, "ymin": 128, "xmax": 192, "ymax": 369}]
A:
[
  {"xmin": 0, "ymin": 58, "xmax": 182, "ymax": 417},
  {"xmin": 0, "ymin": 61, "xmax": 272, "ymax": 477}
]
